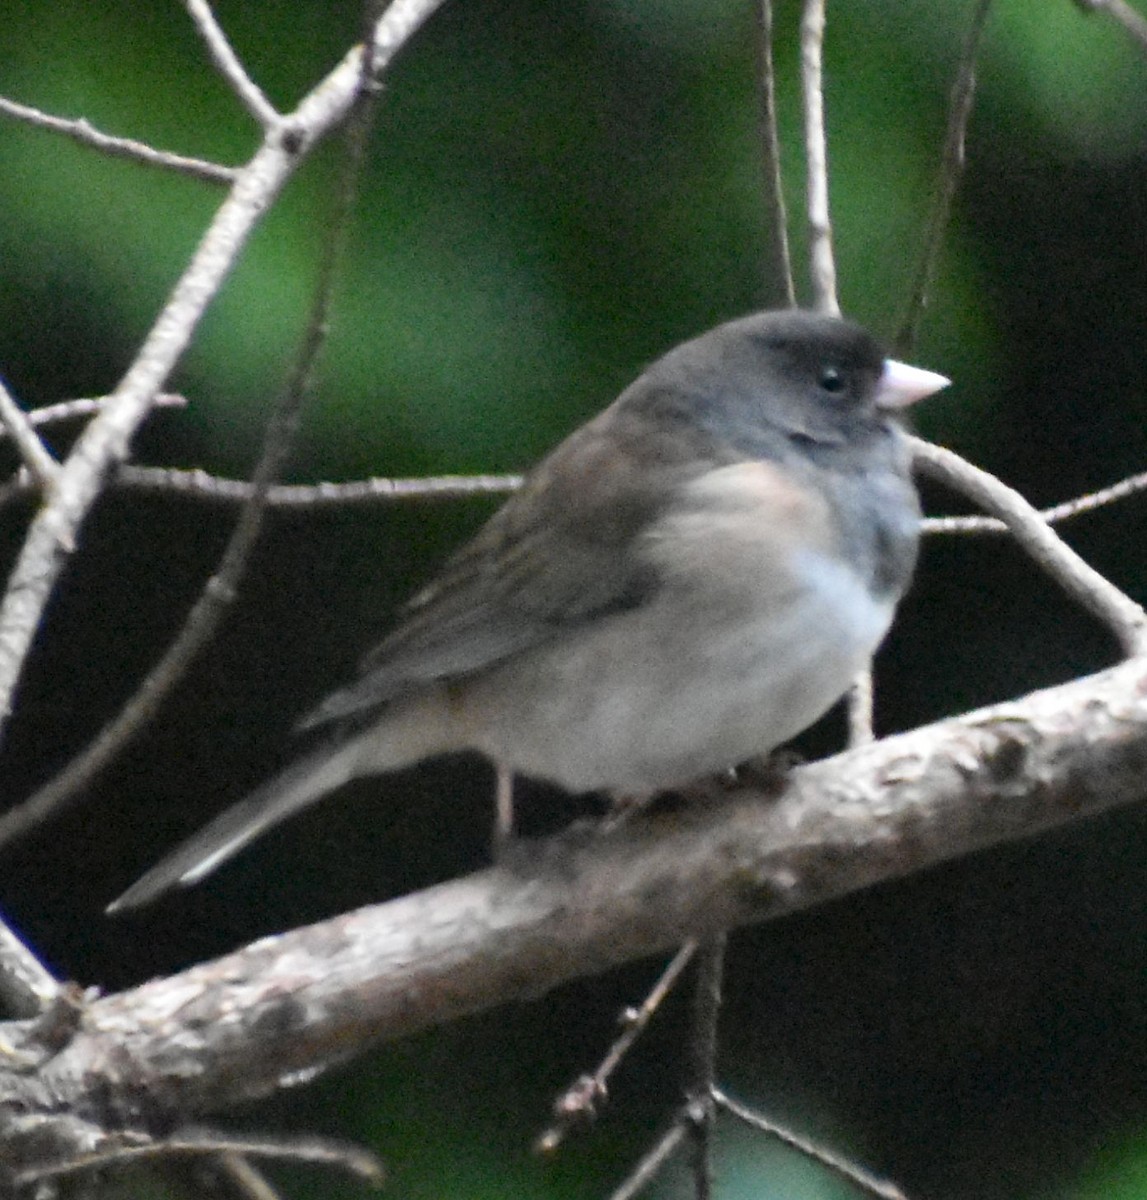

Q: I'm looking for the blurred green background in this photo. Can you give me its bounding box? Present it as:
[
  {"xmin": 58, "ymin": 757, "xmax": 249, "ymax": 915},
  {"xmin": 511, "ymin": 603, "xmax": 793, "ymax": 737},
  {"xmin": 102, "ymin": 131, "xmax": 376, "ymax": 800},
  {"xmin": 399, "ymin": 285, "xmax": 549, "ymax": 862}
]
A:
[{"xmin": 1, "ymin": 0, "xmax": 1146, "ymax": 1197}]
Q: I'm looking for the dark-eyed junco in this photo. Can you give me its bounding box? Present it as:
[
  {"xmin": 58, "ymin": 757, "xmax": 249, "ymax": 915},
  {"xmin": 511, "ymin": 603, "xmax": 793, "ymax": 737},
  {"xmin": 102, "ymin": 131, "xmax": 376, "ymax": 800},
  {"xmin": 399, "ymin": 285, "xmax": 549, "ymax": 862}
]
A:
[{"xmin": 108, "ymin": 309, "xmax": 948, "ymax": 912}]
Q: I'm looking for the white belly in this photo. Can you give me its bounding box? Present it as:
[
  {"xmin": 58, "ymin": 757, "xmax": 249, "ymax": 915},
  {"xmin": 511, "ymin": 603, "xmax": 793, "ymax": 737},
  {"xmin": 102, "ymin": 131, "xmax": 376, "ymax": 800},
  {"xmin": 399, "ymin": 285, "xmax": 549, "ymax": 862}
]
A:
[{"xmin": 460, "ymin": 547, "xmax": 893, "ymax": 794}]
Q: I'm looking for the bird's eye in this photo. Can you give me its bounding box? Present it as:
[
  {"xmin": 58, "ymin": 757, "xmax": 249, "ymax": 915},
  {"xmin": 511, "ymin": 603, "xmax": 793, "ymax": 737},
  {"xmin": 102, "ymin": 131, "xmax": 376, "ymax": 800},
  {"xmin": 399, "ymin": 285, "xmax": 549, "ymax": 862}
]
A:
[{"xmin": 818, "ymin": 365, "xmax": 847, "ymax": 395}]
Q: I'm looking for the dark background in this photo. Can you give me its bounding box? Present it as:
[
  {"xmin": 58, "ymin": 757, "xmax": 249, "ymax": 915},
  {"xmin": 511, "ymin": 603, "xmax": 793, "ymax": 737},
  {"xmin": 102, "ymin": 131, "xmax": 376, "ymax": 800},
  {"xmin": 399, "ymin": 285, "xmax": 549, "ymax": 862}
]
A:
[{"xmin": 1, "ymin": 1, "xmax": 1146, "ymax": 1197}]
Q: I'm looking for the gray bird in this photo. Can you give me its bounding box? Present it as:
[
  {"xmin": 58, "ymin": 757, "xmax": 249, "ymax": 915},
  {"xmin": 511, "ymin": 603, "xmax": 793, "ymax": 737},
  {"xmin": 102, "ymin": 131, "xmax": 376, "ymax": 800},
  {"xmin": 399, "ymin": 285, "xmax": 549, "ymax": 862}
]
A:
[{"xmin": 108, "ymin": 309, "xmax": 948, "ymax": 913}]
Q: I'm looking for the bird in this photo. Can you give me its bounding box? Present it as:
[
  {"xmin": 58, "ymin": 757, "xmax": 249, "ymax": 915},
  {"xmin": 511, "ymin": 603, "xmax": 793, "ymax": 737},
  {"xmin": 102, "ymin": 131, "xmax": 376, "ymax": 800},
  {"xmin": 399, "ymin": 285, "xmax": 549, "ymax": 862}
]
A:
[{"xmin": 107, "ymin": 308, "xmax": 948, "ymax": 913}]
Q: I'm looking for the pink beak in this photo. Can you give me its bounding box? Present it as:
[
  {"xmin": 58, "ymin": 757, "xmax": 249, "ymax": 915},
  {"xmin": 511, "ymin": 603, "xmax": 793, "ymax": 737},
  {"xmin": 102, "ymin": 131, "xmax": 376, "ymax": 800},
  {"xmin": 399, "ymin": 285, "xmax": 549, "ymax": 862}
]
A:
[{"xmin": 876, "ymin": 358, "xmax": 951, "ymax": 409}]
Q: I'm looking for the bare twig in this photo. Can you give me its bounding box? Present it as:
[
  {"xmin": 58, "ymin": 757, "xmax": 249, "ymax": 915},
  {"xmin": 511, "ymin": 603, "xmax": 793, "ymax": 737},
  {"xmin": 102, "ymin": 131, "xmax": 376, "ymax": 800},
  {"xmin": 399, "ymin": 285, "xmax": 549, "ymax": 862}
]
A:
[
  {"xmin": 0, "ymin": 96, "xmax": 236, "ymax": 184},
  {"xmin": 8, "ymin": 453, "xmax": 1147, "ymax": 533},
  {"xmin": 0, "ymin": 380, "xmax": 60, "ymax": 493},
  {"xmin": 910, "ymin": 438, "xmax": 1147, "ymax": 654},
  {"xmin": 0, "ymin": 0, "xmax": 448, "ymax": 747},
  {"xmin": 13, "ymin": 1127, "xmax": 382, "ymax": 1188},
  {"xmin": 13, "ymin": 393, "xmax": 189, "ymax": 433},
  {"xmin": 206, "ymin": 1154, "xmax": 290, "ymax": 1200},
  {"xmin": 607, "ymin": 1112, "xmax": 689, "ymax": 1200},
  {"xmin": 687, "ymin": 937, "xmax": 726, "ymax": 1200},
  {"xmin": 116, "ymin": 466, "xmax": 524, "ymax": 506},
  {"xmin": 713, "ymin": 1088, "xmax": 909, "ymax": 1200},
  {"xmin": 896, "ymin": 0, "xmax": 993, "ymax": 355},
  {"xmin": 753, "ymin": 0, "xmax": 796, "ymax": 307},
  {"xmin": 799, "ymin": 0, "xmax": 839, "ymax": 315},
  {"xmin": 25, "ymin": 459, "xmax": 1147, "ymax": 525},
  {"xmin": 29, "ymin": 450, "xmax": 1147, "ymax": 531},
  {"xmin": 0, "ymin": 467, "xmax": 524, "ymax": 511},
  {"xmin": 1073, "ymin": 0, "xmax": 1147, "ymax": 54},
  {"xmin": 163, "ymin": 1149, "xmax": 289, "ymax": 1200},
  {"xmin": 538, "ymin": 940, "xmax": 698, "ymax": 1152},
  {"xmin": 0, "ymin": 26, "xmax": 386, "ymax": 853},
  {"xmin": 922, "ymin": 467, "xmax": 1147, "ymax": 534},
  {"xmin": 184, "ymin": 0, "xmax": 281, "ymax": 126}
]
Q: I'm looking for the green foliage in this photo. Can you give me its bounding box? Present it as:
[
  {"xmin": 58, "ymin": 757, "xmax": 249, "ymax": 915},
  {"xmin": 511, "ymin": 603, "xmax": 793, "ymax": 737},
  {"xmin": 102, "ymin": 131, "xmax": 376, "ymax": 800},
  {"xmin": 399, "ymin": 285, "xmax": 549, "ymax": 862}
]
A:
[{"xmin": 2, "ymin": 3, "xmax": 1146, "ymax": 1199}]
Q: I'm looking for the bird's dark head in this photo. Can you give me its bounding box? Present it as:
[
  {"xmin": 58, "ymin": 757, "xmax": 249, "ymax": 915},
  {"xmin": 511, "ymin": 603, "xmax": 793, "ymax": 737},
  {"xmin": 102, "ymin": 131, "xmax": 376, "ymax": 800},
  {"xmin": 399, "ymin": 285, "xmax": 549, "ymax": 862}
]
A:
[{"xmin": 632, "ymin": 309, "xmax": 947, "ymax": 458}]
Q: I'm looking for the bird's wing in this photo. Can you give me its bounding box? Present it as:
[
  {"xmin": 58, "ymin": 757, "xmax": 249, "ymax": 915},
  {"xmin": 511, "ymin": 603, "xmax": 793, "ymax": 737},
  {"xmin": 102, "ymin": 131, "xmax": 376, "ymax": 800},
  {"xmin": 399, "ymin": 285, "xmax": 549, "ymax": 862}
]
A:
[{"xmin": 300, "ymin": 408, "xmax": 708, "ymax": 729}]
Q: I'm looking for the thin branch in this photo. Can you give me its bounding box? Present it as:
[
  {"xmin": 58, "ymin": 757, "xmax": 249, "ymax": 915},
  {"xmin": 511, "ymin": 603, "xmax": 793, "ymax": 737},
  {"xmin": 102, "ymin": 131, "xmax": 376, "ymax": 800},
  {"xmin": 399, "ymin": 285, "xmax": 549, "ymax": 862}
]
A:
[
  {"xmin": 15, "ymin": 393, "xmax": 189, "ymax": 432},
  {"xmin": 896, "ymin": 0, "xmax": 993, "ymax": 355},
  {"xmin": 207, "ymin": 1154, "xmax": 290, "ymax": 1200},
  {"xmin": 607, "ymin": 1112, "xmax": 689, "ymax": 1200},
  {"xmin": 799, "ymin": 0, "xmax": 839, "ymax": 314},
  {"xmin": 538, "ymin": 940, "xmax": 698, "ymax": 1153},
  {"xmin": 184, "ymin": 0, "xmax": 281, "ymax": 127},
  {"xmin": 0, "ymin": 467, "xmax": 524, "ymax": 512},
  {"xmin": 116, "ymin": 466, "xmax": 525, "ymax": 506},
  {"xmin": 910, "ymin": 438, "xmax": 1147, "ymax": 654},
  {"xmin": 0, "ymin": 0, "xmax": 448, "ymax": 749},
  {"xmin": 13, "ymin": 1128, "xmax": 382, "ymax": 1188},
  {"xmin": 11, "ymin": 454, "xmax": 1147, "ymax": 531},
  {"xmin": 922, "ymin": 467, "xmax": 1147, "ymax": 534},
  {"xmin": 0, "ymin": 29, "xmax": 385, "ymax": 854},
  {"xmin": 687, "ymin": 937, "xmax": 726, "ymax": 1200},
  {"xmin": 163, "ymin": 1150, "xmax": 289, "ymax": 1200},
  {"xmin": 753, "ymin": 0, "xmax": 796, "ymax": 307},
  {"xmin": 712, "ymin": 1088, "xmax": 908, "ymax": 1200},
  {"xmin": 0, "ymin": 380, "xmax": 60, "ymax": 493},
  {"xmin": 1073, "ymin": 0, "xmax": 1147, "ymax": 54},
  {"xmin": 51, "ymin": 455, "xmax": 1147, "ymax": 528},
  {"xmin": 0, "ymin": 96, "xmax": 236, "ymax": 184}
]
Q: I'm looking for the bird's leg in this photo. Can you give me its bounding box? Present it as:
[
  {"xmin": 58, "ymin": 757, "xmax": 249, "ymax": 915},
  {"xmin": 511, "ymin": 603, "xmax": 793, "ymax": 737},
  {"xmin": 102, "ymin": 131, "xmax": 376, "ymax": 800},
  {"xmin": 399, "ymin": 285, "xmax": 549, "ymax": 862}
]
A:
[
  {"xmin": 492, "ymin": 761, "xmax": 515, "ymax": 858},
  {"xmin": 601, "ymin": 790, "xmax": 656, "ymax": 832},
  {"xmin": 733, "ymin": 748, "xmax": 802, "ymax": 795},
  {"xmin": 667, "ymin": 751, "xmax": 801, "ymax": 805}
]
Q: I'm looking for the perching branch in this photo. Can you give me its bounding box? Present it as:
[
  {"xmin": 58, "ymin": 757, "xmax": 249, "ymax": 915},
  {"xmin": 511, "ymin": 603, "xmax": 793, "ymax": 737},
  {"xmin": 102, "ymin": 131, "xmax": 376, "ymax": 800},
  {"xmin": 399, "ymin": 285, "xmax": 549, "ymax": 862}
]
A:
[
  {"xmin": 3, "ymin": 652, "xmax": 1147, "ymax": 1181},
  {"xmin": 0, "ymin": 916, "xmax": 59, "ymax": 1019}
]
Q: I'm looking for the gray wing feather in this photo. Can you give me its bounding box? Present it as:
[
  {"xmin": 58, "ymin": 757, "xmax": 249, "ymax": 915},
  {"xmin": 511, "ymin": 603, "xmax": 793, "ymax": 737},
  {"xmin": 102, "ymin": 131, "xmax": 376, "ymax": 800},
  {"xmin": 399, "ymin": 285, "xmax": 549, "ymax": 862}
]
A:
[{"xmin": 300, "ymin": 406, "xmax": 707, "ymax": 729}]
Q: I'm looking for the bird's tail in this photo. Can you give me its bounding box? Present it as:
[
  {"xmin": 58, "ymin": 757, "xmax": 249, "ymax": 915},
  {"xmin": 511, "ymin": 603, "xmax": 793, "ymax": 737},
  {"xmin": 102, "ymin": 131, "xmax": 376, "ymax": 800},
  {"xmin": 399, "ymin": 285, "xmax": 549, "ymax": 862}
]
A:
[{"xmin": 106, "ymin": 734, "xmax": 377, "ymax": 914}]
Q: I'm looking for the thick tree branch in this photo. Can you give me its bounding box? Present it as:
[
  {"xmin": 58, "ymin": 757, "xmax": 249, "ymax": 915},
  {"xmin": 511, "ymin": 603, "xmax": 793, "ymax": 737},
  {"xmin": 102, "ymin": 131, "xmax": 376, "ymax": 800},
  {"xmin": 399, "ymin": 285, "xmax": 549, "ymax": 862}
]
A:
[
  {"xmin": 2, "ymin": 654, "xmax": 1146, "ymax": 1178},
  {"xmin": 0, "ymin": 918, "xmax": 59, "ymax": 1019}
]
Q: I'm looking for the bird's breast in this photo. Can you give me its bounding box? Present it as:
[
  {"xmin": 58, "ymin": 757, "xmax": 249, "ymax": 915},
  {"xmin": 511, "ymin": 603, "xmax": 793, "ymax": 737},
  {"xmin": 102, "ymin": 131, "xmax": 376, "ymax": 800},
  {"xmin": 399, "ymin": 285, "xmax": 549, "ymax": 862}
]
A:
[{"xmin": 456, "ymin": 459, "xmax": 900, "ymax": 794}]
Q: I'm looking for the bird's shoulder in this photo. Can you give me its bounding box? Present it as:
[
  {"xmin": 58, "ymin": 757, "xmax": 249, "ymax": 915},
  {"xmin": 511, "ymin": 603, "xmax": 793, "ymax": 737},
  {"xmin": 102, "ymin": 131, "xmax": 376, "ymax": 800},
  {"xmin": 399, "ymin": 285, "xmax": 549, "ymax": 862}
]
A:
[{"xmin": 300, "ymin": 405, "xmax": 725, "ymax": 728}]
